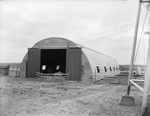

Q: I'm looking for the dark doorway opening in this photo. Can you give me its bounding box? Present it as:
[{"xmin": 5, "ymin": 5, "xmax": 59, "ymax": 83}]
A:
[{"xmin": 41, "ymin": 49, "xmax": 66, "ymax": 73}]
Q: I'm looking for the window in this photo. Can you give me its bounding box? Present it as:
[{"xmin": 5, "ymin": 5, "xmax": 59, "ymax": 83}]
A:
[
  {"xmin": 113, "ymin": 67, "xmax": 115, "ymax": 71},
  {"xmin": 96, "ymin": 66, "xmax": 100, "ymax": 73},
  {"xmin": 42, "ymin": 65, "xmax": 46, "ymax": 70},
  {"xmin": 116, "ymin": 67, "xmax": 118, "ymax": 70},
  {"xmin": 104, "ymin": 66, "xmax": 107, "ymax": 72},
  {"xmin": 56, "ymin": 65, "xmax": 60, "ymax": 70},
  {"xmin": 109, "ymin": 67, "xmax": 112, "ymax": 71}
]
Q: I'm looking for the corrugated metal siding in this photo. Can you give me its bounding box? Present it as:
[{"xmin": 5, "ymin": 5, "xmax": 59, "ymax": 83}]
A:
[
  {"xmin": 27, "ymin": 48, "xmax": 40, "ymax": 78},
  {"xmin": 66, "ymin": 48, "xmax": 81, "ymax": 81}
]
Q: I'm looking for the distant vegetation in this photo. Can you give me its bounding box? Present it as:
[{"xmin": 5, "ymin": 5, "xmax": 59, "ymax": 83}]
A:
[
  {"xmin": 0, "ymin": 63, "xmax": 21, "ymax": 66},
  {"xmin": 120, "ymin": 65, "xmax": 146, "ymax": 71}
]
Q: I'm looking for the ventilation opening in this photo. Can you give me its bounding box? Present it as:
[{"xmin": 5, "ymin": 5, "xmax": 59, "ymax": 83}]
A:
[{"xmin": 41, "ymin": 49, "xmax": 66, "ymax": 73}]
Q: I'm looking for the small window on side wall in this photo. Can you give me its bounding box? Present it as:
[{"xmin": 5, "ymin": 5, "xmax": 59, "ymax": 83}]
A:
[
  {"xmin": 96, "ymin": 66, "xmax": 100, "ymax": 73},
  {"xmin": 109, "ymin": 67, "xmax": 112, "ymax": 71},
  {"xmin": 104, "ymin": 66, "xmax": 107, "ymax": 72},
  {"xmin": 113, "ymin": 67, "xmax": 115, "ymax": 71}
]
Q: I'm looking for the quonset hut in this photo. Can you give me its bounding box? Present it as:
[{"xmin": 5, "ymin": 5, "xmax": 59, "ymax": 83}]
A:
[{"xmin": 20, "ymin": 37, "xmax": 120, "ymax": 82}]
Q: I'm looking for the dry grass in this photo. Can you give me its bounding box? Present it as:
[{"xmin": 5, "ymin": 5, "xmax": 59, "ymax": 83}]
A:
[{"xmin": 0, "ymin": 76, "xmax": 143, "ymax": 116}]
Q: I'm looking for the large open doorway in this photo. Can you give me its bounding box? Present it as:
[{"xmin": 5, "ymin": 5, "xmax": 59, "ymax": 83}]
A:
[{"xmin": 41, "ymin": 49, "xmax": 66, "ymax": 73}]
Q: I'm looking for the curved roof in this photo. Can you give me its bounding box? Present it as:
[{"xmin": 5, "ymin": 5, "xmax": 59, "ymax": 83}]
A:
[
  {"xmin": 33, "ymin": 37, "xmax": 119, "ymax": 74},
  {"xmin": 22, "ymin": 37, "xmax": 77, "ymax": 61},
  {"xmin": 20, "ymin": 37, "xmax": 120, "ymax": 78},
  {"xmin": 33, "ymin": 37, "xmax": 77, "ymax": 48}
]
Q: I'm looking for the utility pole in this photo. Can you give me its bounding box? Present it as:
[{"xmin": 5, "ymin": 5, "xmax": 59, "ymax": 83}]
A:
[{"xmin": 142, "ymin": 3, "xmax": 150, "ymax": 116}]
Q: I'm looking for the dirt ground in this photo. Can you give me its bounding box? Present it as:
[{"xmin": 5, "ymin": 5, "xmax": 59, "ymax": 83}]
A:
[{"xmin": 0, "ymin": 76, "xmax": 143, "ymax": 116}]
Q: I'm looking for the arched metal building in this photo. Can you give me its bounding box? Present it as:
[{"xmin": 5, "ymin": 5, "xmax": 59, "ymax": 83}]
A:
[{"xmin": 20, "ymin": 37, "xmax": 120, "ymax": 82}]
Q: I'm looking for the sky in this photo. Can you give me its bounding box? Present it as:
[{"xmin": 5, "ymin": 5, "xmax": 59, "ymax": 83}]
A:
[{"xmin": 0, "ymin": 0, "xmax": 149, "ymax": 64}]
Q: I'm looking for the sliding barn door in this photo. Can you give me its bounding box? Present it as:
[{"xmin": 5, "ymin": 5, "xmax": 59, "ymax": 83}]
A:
[
  {"xmin": 27, "ymin": 48, "xmax": 41, "ymax": 78},
  {"xmin": 66, "ymin": 47, "xmax": 82, "ymax": 81}
]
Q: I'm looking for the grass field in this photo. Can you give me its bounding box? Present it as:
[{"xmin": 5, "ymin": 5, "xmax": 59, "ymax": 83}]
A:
[
  {"xmin": 0, "ymin": 63, "xmax": 148, "ymax": 116},
  {"xmin": 0, "ymin": 75, "xmax": 145, "ymax": 116}
]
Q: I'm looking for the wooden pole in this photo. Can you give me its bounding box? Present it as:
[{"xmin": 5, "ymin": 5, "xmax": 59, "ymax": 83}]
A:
[
  {"xmin": 126, "ymin": 0, "xmax": 142, "ymax": 95},
  {"xmin": 141, "ymin": 4, "xmax": 150, "ymax": 115}
]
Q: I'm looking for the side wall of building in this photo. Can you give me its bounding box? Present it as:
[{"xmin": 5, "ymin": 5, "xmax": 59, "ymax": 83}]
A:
[{"xmin": 82, "ymin": 48, "xmax": 120, "ymax": 81}]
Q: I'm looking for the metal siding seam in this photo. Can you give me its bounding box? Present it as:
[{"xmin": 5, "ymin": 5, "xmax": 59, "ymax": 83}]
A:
[
  {"xmin": 68, "ymin": 49, "xmax": 71, "ymax": 80},
  {"xmin": 76, "ymin": 49, "xmax": 79, "ymax": 81},
  {"xmin": 36, "ymin": 49, "xmax": 38, "ymax": 76},
  {"xmin": 30, "ymin": 49, "xmax": 32, "ymax": 77},
  {"xmin": 72, "ymin": 49, "xmax": 75, "ymax": 81},
  {"xmin": 78, "ymin": 49, "xmax": 81, "ymax": 81},
  {"xmin": 73, "ymin": 49, "xmax": 77, "ymax": 81},
  {"xmin": 32, "ymin": 50, "xmax": 35, "ymax": 77},
  {"xmin": 74, "ymin": 49, "xmax": 77, "ymax": 81},
  {"xmin": 70, "ymin": 49, "xmax": 73, "ymax": 80},
  {"xmin": 32, "ymin": 50, "xmax": 34, "ymax": 77},
  {"xmin": 68, "ymin": 49, "xmax": 70, "ymax": 79},
  {"xmin": 72, "ymin": 49, "xmax": 75, "ymax": 80},
  {"xmin": 72, "ymin": 49, "xmax": 74, "ymax": 80},
  {"xmin": 76, "ymin": 49, "xmax": 78, "ymax": 81},
  {"xmin": 35, "ymin": 49, "xmax": 37, "ymax": 77},
  {"xmin": 75, "ymin": 49, "xmax": 79, "ymax": 81},
  {"xmin": 69, "ymin": 49, "xmax": 72, "ymax": 80},
  {"xmin": 66, "ymin": 49, "xmax": 69, "ymax": 79},
  {"xmin": 33, "ymin": 50, "xmax": 35, "ymax": 77}
]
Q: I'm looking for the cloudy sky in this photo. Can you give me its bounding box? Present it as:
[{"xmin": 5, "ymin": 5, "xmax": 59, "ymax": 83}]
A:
[{"xmin": 0, "ymin": 0, "xmax": 149, "ymax": 64}]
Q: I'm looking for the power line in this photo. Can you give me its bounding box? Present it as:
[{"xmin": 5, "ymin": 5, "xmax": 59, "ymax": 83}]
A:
[
  {"xmin": 76, "ymin": 43, "xmax": 114, "ymax": 59},
  {"xmin": 143, "ymin": 34, "xmax": 146, "ymax": 66},
  {"xmin": 79, "ymin": 29, "xmax": 128, "ymax": 44},
  {"xmin": 74, "ymin": 23, "xmax": 134, "ymax": 42},
  {"xmin": 75, "ymin": 24, "xmax": 134, "ymax": 59}
]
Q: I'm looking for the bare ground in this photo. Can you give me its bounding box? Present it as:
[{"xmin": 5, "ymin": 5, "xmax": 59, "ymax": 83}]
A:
[{"xmin": 0, "ymin": 76, "xmax": 143, "ymax": 116}]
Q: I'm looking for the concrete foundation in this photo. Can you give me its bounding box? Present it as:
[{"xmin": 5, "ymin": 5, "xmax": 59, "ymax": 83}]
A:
[{"xmin": 120, "ymin": 95, "xmax": 135, "ymax": 106}]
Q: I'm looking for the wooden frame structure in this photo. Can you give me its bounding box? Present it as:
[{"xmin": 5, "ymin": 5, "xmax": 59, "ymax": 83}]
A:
[{"xmin": 36, "ymin": 72, "xmax": 69, "ymax": 80}]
